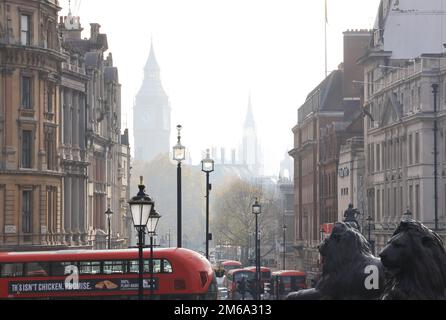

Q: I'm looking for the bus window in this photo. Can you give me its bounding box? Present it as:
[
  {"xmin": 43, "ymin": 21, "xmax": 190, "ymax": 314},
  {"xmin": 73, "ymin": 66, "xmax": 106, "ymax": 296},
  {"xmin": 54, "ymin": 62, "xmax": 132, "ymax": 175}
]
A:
[
  {"xmin": 103, "ymin": 261, "xmax": 124, "ymax": 274},
  {"xmin": 291, "ymin": 276, "xmax": 306, "ymax": 291},
  {"xmin": 26, "ymin": 262, "xmax": 50, "ymax": 277},
  {"xmin": 150, "ymin": 259, "xmax": 161, "ymax": 273},
  {"xmin": 128, "ymin": 260, "xmax": 140, "ymax": 274},
  {"xmin": 51, "ymin": 262, "xmax": 78, "ymax": 276},
  {"xmin": 79, "ymin": 261, "xmax": 101, "ymax": 275},
  {"xmin": 262, "ymin": 271, "xmax": 272, "ymax": 280},
  {"xmin": 1, "ymin": 263, "xmax": 24, "ymax": 277},
  {"xmin": 129, "ymin": 259, "xmax": 173, "ymax": 274},
  {"xmin": 162, "ymin": 259, "xmax": 173, "ymax": 273}
]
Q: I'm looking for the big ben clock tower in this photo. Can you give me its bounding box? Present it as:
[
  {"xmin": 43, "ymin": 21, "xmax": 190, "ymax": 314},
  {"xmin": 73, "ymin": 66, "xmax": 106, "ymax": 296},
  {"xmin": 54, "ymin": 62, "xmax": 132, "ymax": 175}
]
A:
[{"xmin": 133, "ymin": 40, "xmax": 171, "ymax": 162}]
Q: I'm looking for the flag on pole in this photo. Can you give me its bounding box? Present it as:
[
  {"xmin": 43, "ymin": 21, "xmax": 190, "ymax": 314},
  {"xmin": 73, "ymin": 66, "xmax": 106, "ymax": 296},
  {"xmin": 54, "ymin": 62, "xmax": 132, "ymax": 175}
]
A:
[{"xmin": 325, "ymin": 0, "xmax": 328, "ymax": 24}]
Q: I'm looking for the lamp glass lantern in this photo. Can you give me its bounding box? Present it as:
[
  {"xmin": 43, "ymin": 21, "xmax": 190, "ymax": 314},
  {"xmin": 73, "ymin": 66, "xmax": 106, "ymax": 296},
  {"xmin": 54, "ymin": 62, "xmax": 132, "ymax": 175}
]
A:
[
  {"xmin": 201, "ymin": 149, "xmax": 215, "ymax": 173},
  {"xmin": 105, "ymin": 208, "xmax": 113, "ymax": 218},
  {"xmin": 128, "ymin": 181, "xmax": 154, "ymax": 228},
  {"xmin": 147, "ymin": 207, "xmax": 161, "ymax": 235},
  {"xmin": 173, "ymin": 125, "xmax": 186, "ymax": 163},
  {"xmin": 252, "ymin": 199, "xmax": 261, "ymax": 215}
]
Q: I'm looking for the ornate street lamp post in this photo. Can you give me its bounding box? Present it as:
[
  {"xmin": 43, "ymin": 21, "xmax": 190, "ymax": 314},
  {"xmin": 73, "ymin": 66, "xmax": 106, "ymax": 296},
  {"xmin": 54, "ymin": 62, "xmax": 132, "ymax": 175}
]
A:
[
  {"xmin": 252, "ymin": 198, "xmax": 261, "ymax": 300},
  {"xmin": 201, "ymin": 149, "xmax": 215, "ymax": 260},
  {"xmin": 366, "ymin": 215, "xmax": 374, "ymax": 255},
  {"xmin": 282, "ymin": 223, "xmax": 287, "ymax": 270},
  {"xmin": 128, "ymin": 177, "xmax": 154, "ymax": 300},
  {"xmin": 147, "ymin": 206, "xmax": 161, "ymax": 300},
  {"xmin": 105, "ymin": 208, "xmax": 113, "ymax": 250},
  {"xmin": 173, "ymin": 125, "xmax": 186, "ymax": 248}
]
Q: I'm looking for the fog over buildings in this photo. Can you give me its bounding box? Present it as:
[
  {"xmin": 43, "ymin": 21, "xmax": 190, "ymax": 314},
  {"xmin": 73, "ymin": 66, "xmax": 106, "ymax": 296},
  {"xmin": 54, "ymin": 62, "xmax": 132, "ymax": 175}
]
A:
[{"xmin": 59, "ymin": 0, "xmax": 380, "ymax": 176}]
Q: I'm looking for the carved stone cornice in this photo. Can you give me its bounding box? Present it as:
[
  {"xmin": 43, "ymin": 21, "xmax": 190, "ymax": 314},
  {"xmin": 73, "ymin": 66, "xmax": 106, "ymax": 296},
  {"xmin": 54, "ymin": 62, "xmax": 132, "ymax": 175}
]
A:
[{"xmin": 0, "ymin": 66, "xmax": 15, "ymax": 75}]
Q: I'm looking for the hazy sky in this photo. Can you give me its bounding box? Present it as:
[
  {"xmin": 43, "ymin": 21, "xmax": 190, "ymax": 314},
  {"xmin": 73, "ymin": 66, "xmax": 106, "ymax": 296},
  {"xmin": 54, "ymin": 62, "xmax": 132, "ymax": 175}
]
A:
[{"xmin": 59, "ymin": 0, "xmax": 381, "ymax": 176}]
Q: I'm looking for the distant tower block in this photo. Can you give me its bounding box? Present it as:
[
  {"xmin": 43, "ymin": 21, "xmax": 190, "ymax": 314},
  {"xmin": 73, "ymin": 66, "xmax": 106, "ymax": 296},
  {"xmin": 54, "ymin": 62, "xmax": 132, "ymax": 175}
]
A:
[
  {"xmin": 221, "ymin": 148, "xmax": 226, "ymax": 165},
  {"xmin": 232, "ymin": 149, "xmax": 237, "ymax": 165},
  {"xmin": 133, "ymin": 40, "xmax": 171, "ymax": 162}
]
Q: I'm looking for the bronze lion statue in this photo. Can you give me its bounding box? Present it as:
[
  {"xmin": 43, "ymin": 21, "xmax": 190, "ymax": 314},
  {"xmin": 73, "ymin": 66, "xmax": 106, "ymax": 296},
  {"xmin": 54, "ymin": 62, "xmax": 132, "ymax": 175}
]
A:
[
  {"xmin": 287, "ymin": 222, "xmax": 384, "ymax": 300},
  {"xmin": 380, "ymin": 220, "xmax": 446, "ymax": 300}
]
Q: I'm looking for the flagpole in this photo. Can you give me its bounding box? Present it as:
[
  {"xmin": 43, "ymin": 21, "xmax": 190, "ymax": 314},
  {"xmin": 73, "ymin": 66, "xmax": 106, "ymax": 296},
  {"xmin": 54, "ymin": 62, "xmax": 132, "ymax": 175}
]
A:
[{"xmin": 325, "ymin": 0, "xmax": 328, "ymax": 78}]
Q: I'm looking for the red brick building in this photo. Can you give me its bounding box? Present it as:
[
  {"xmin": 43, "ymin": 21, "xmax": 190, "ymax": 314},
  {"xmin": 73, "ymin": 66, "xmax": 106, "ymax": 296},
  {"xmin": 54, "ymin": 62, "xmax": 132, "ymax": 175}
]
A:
[{"xmin": 289, "ymin": 30, "xmax": 371, "ymax": 280}]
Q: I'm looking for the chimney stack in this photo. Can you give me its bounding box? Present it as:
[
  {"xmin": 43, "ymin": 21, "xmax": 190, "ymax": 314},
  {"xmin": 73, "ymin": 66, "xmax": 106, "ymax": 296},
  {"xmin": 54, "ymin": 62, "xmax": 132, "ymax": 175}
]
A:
[{"xmin": 342, "ymin": 30, "xmax": 372, "ymax": 99}]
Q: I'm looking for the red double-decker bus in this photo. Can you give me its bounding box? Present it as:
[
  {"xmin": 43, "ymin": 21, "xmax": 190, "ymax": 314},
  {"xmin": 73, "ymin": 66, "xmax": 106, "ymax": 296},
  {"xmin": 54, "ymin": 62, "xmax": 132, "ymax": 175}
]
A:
[
  {"xmin": 271, "ymin": 270, "xmax": 307, "ymax": 300},
  {"xmin": 0, "ymin": 248, "xmax": 218, "ymax": 300},
  {"xmin": 244, "ymin": 266, "xmax": 272, "ymax": 288},
  {"xmin": 220, "ymin": 260, "xmax": 242, "ymax": 275},
  {"xmin": 225, "ymin": 269, "xmax": 255, "ymax": 300}
]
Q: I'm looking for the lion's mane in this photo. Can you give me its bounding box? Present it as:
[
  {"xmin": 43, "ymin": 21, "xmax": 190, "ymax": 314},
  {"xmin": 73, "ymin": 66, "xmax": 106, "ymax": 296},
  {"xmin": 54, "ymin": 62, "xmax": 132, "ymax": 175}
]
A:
[{"xmin": 380, "ymin": 220, "xmax": 446, "ymax": 300}]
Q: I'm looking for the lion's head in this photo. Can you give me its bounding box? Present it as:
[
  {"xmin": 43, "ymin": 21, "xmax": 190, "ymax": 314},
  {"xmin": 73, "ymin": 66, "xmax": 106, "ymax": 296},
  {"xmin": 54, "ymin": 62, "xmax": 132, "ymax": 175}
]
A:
[
  {"xmin": 319, "ymin": 222, "xmax": 374, "ymax": 275},
  {"xmin": 380, "ymin": 220, "xmax": 446, "ymax": 300}
]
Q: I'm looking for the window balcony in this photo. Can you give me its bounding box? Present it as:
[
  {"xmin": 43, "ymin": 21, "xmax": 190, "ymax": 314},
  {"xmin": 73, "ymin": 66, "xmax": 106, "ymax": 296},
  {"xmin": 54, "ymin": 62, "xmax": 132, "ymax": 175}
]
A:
[{"xmin": 62, "ymin": 62, "xmax": 86, "ymax": 75}]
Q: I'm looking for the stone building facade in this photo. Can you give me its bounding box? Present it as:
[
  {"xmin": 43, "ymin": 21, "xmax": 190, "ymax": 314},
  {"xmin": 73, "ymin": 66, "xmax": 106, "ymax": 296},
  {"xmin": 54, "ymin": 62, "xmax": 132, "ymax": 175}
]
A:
[
  {"xmin": 0, "ymin": 0, "xmax": 65, "ymax": 250},
  {"xmin": 276, "ymin": 177, "xmax": 296, "ymax": 271},
  {"xmin": 360, "ymin": 0, "xmax": 446, "ymax": 254},
  {"xmin": 59, "ymin": 13, "xmax": 89, "ymax": 247},
  {"xmin": 60, "ymin": 15, "xmax": 129, "ymax": 249},
  {"xmin": 337, "ymin": 135, "xmax": 366, "ymax": 227},
  {"xmin": 0, "ymin": 1, "xmax": 131, "ymax": 251}
]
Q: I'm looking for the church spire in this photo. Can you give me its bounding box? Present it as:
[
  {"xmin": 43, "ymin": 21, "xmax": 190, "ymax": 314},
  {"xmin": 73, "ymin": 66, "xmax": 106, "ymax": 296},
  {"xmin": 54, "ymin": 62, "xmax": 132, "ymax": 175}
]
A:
[
  {"xmin": 144, "ymin": 39, "xmax": 160, "ymax": 73},
  {"xmin": 244, "ymin": 94, "xmax": 256, "ymax": 129}
]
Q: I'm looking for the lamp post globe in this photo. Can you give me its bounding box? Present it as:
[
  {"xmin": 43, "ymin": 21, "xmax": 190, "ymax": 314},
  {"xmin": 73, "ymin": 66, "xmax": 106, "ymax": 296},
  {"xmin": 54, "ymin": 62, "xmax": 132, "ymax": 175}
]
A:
[
  {"xmin": 173, "ymin": 125, "xmax": 186, "ymax": 163},
  {"xmin": 201, "ymin": 149, "xmax": 215, "ymax": 173},
  {"xmin": 105, "ymin": 208, "xmax": 113, "ymax": 250},
  {"xmin": 147, "ymin": 208, "xmax": 161, "ymax": 235},
  {"xmin": 201, "ymin": 149, "xmax": 214, "ymax": 260},
  {"xmin": 127, "ymin": 176, "xmax": 154, "ymax": 300},
  {"xmin": 173, "ymin": 125, "xmax": 186, "ymax": 248}
]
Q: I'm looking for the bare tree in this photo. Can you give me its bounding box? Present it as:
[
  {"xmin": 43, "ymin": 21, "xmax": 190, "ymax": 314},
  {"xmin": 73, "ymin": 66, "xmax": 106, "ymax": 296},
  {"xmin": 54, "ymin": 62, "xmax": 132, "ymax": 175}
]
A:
[{"xmin": 212, "ymin": 178, "xmax": 278, "ymax": 266}]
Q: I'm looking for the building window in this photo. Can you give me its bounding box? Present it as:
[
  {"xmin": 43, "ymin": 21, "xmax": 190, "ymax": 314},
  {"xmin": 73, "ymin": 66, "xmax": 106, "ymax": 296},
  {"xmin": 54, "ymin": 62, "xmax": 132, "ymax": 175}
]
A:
[
  {"xmin": 415, "ymin": 185, "xmax": 420, "ymax": 221},
  {"xmin": 418, "ymin": 86, "xmax": 422, "ymax": 109},
  {"xmin": 376, "ymin": 188, "xmax": 381, "ymax": 221},
  {"xmin": 387, "ymin": 188, "xmax": 391, "ymax": 218},
  {"xmin": 21, "ymin": 76, "xmax": 32, "ymax": 109},
  {"xmin": 409, "ymin": 185, "xmax": 414, "ymax": 214},
  {"xmin": 393, "ymin": 187, "xmax": 397, "ymax": 217},
  {"xmin": 400, "ymin": 186, "xmax": 403, "ymax": 218},
  {"xmin": 20, "ymin": 14, "xmax": 30, "ymax": 46},
  {"xmin": 399, "ymin": 138, "xmax": 403, "ymax": 168},
  {"xmin": 22, "ymin": 191, "xmax": 32, "ymax": 234},
  {"xmin": 376, "ymin": 144, "xmax": 381, "ymax": 172},
  {"xmin": 408, "ymin": 134, "xmax": 413, "ymax": 165},
  {"xmin": 415, "ymin": 132, "xmax": 420, "ymax": 164},
  {"xmin": 382, "ymin": 142, "xmax": 386, "ymax": 171},
  {"xmin": 47, "ymin": 188, "xmax": 57, "ymax": 234},
  {"xmin": 45, "ymin": 128, "xmax": 56, "ymax": 171},
  {"xmin": 47, "ymin": 85, "xmax": 53, "ymax": 113},
  {"xmin": 21, "ymin": 130, "xmax": 33, "ymax": 168},
  {"xmin": 444, "ymin": 82, "xmax": 446, "ymax": 105}
]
